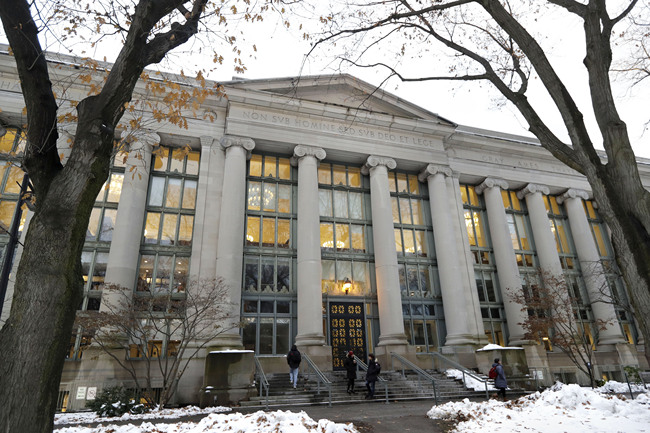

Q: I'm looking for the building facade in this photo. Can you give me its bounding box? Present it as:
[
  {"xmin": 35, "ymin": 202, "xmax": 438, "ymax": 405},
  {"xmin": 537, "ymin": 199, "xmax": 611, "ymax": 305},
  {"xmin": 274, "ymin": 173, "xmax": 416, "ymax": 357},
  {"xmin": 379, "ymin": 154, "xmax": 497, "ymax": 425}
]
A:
[{"xmin": 0, "ymin": 47, "xmax": 647, "ymax": 409}]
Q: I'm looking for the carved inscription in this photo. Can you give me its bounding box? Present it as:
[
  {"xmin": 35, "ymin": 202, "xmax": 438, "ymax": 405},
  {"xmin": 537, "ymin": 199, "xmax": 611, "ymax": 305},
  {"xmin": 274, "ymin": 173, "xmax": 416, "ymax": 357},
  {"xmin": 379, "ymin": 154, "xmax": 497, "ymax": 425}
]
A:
[
  {"xmin": 480, "ymin": 153, "xmax": 576, "ymax": 175},
  {"xmin": 241, "ymin": 110, "xmax": 439, "ymax": 148}
]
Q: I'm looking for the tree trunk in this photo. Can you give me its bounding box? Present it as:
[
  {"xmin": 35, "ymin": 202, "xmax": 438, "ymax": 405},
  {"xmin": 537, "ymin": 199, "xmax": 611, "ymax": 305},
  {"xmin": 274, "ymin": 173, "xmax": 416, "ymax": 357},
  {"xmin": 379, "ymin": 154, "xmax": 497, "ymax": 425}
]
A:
[{"xmin": 0, "ymin": 129, "xmax": 110, "ymax": 433}]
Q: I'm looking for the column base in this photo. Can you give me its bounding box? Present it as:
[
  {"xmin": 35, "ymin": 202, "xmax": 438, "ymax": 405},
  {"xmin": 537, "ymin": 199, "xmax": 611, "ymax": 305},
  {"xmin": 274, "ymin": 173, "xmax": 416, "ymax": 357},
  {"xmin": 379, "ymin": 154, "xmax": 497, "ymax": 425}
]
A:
[
  {"xmin": 294, "ymin": 333, "xmax": 326, "ymax": 347},
  {"xmin": 598, "ymin": 334, "xmax": 627, "ymax": 346},
  {"xmin": 444, "ymin": 333, "xmax": 484, "ymax": 346},
  {"xmin": 377, "ymin": 332, "xmax": 409, "ymax": 347},
  {"xmin": 297, "ymin": 344, "xmax": 333, "ymax": 371},
  {"xmin": 208, "ymin": 333, "xmax": 244, "ymax": 350}
]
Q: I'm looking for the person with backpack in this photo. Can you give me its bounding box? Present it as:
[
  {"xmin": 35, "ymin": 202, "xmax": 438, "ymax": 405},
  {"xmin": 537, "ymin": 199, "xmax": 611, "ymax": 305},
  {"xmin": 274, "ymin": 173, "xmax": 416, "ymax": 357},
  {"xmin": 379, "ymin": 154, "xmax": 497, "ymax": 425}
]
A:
[
  {"xmin": 491, "ymin": 358, "xmax": 507, "ymax": 400},
  {"xmin": 287, "ymin": 345, "xmax": 301, "ymax": 389},
  {"xmin": 365, "ymin": 353, "xmax": 381, "ymax": 399}
]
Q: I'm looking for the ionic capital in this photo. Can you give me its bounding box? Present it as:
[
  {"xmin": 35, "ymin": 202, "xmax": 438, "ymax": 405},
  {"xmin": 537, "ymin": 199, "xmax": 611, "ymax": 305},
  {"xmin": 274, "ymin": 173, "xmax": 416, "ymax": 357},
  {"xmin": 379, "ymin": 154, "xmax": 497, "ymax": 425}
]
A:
[
  {"xmin": 361, "ymin": 155, "xmax": 396, "ymax": 175},
  {"xmin": 475, "ymin": 177, "xmax": 509, "ymax": 195},
  {"xmin": 200, "ymin": 135, "xmax": 217, "ymax": 148},
  {"xmin": 516, "ymin": 183, "xmax": 550, "ymax": 200},
  {"xmin": 418, "ymin": 164, "xmax": 453, "ymax": 182},
  {"xmin": 290, "ymin": 145, "xmax": 326, "ymax": 166},
  {"xmin": 557, "ymin": 188, "xmax": 589, "ymax": 204},
  {"xmin": 220, "ymin": 135, "xmax": 256, "ymax": 152}
]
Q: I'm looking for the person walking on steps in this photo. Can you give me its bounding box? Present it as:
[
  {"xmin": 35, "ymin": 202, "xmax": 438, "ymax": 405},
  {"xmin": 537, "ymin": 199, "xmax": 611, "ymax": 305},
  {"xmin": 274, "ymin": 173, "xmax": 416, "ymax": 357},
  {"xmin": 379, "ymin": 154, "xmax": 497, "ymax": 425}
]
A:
[
  {"xmin": 287, "ymin": 345, "xmax": 301, "ymax": 389},
  {"xmin": 492, "ymin": 358, "xmax": 507, "ymax": 400},
  {"xmin": 344, "ymin": 350, "xmax": 357, "ymax": 394},
  {"xmin": 365, "ymin": 353, "xmax": 381, "ymax": 399}
]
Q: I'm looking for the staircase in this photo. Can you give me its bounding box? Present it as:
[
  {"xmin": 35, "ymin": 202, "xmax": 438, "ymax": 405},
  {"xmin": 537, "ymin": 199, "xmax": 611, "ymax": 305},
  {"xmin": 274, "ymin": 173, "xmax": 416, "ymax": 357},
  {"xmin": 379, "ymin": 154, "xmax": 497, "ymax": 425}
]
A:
[{"xmin": 239, "ymin": 369, "xmax": 491, "ymax": 409}]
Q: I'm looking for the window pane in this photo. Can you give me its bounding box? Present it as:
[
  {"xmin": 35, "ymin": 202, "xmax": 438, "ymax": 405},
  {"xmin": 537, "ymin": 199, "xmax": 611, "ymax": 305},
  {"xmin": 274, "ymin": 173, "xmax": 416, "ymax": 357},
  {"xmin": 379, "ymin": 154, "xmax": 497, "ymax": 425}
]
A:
[
  {"xmin": 320, "ymin": 223, "xmax": 334, "ymax": 251},
  {"xmin": 394, "ymin": 229, "xmax": 403, "ymax": 255},
  {"xmin": 263, "ymin": 184, "xmax": 276, "ymax": 212},
  {"xmin": 413, "ymin": 320, "xmax": 425, "ymax": 345},
  {"xmin": 4, "ymin": 166, "xmax": 23, "ymax": 194},
  {"xmin": 86, "ymin": 208, "xmax": 101, "ymax": 240},
  {"xmin": 259, "ymin": 318, "xmax": 273, "ymax": 354},
  {"xmin": 398, "ymin": 265, "xmax": 407, "ymax": 292},
  {"xmin": 0, "ymin": 129, "xmax": 16, "ymax": 153},
  {"xmin": 148, "ymin": 176, "xmax": 165, "ymax": 206},
  {"xmin": 318, "ymin": 163, "xmax": 331, "ymax": 184},
  {"xmin": 408, "ymin": 175, "xmax": 419, "ymax": 194},
  {"xmin": 169, "ymin": 148, "xmax": 184, "ymax": 173},
  {"xmin": 396, "ymin": 173, "xmax": 408, "ymax": 193},
  {"xmin": 186, "ymin": 151, "xmax": 200, "ymax": 175},
  {"xmin": 414, "ymin": 230, "xmax": 427, "ymax": 257},
  {"xmin": 166, "ymin": 178, "xmax": 182, "ymax": 208},
  {"xmin": 260, "ymin": 300, "xmax": 274, "ymax": 313},
  {"xmin": 334, "ymin": 190, "xmax": 348, "ymax": 218},
  {"xmin": 411, "ymin": 199, "xmax": 423, "ymax": 225},
  {"xmin": 247, "ymin": 181, "xmax": 261, "ymax": 211},
  {"xmin": 485, "ymin": 275, "xmax": 496, "ymax": 302},
  {"xmin": 242, "ymin": 318, "xmax": 256, "ymax": 351},
  {"xmin": 182, "ymin": 180, "xmax": 197, "ymax": 209},
  {"xmin": 349, "ymin": 192, "xmax": 364, "ymax": 220},
  {"xmin": 261, "ymin": 257, "xmax": 274, "ymax": 290},
  {"xmin": 399, "ymin": 198, "xmax": 412, "ymax": 224},
  {"xmin": 91, "ymin": 252, "xmax": 109, "ymax": 290},
  {"xmin": 154, "ymin": 256, "xmax": 172, "ymax": 293},
  {"xmin": 276, "ymin": 318, "xmax": 290, "ymax": 354},
  {"xmin": 556, "ymin": 220, "xmax": 570, "ymax": 253},
  {"xmin": 262, "ymin": 217, "xmax": 276, "ymax": 247},
  {"xmin": 249, "ymin": 154, "xmax": 262, "ymax": 177},
  {"xmin": 321, "ymin": 260, "xmax": 336, "ymax": 293},
  {"xmin": 407, "ymin": 265, "xmax": 419, "ymax": 293},
  {"xmin": 99, "ymin": 209, "xmax": 117, "ymax": 241},
  {"xmin": 161, "ymin": 213, "xmax": 178, "ymax": 245},
  {"xmin": 144, "ymin": 212, "xmax": 161, "ymax": 244},
  {"xmin": 277, "ymin": 218, "xmax": 290, "ymax": 248},
  {"xmin": 153, "ymin": 148, "xmax": 168, "ymax": 171},
  {"xmin": 319, "ymin": 190, "xmax": 332, "ymax": 217},
  {"xmin": 388, "ymin": 173, "xmax": 397, "ymax": 193},
  {"xmin": 277, "ymin": 257, "xmax": 291, "ymax": 292},
  {"xmin": 515, "ymin": 215, "xmax": 530, "ymax": 250},
  {"xmin": 336, "ymin": 224, "xmax": 350, "ymax": 251},
  {"xmin": 592, "ymin": 224, "xmax": 607, "ymax": 256},
  {"xmin": 475, "ymin": 212, "xmax": 487, "ymax": 247},
  {"xmin": 173, "ymin": 257, "xmax": 189, "ymax": 292},
  {"xmin": 468, "ymin": 186, "xmax": 479, "ymax": 206},
  {"xmin": 277, "ymin": 301, "xmax": 290, "ymax": 314},
  {"xmin": 278, "ymin": 158, "xmax": 291, "ymax": 180},
  {"xmin": 351, "ymin": 225, "xmax": 365, "ymax": 252},
  {"xmin": 336, "ymin": 261, "xmax": 352, "ymax": 286},
  {"xmin": 246, "ymin": 216, "xmax": 260, "ymax": 246},
  {"xmin": 333, "ymin": 165, "xmax": 346, "ymax": 185},
  {"xmin": 403, "ymin": 230, "xmax": 415, "ymax": 256},
  {"xmin": 465, "ymin": 210, "xmax": 476, "ymax": 246},
  {"xmin": 391, "ymin": 197, "xmax": 400, "ymax": 223},
  {"xmin": 178, "ymin": 215, "xmax": 194, "ymax": 246},
  {"xmin": 105, "ymin": 174, "xmax": 123, "ymax": 202},
  {"xmin": 278, "ymin": 185, "xmax": 291, "ymax": 213},
  {"xmin": 353, "ymin": 262, "xmax": 369, "ymax": 294},
  {"xmin": 96, "ymin": 180, "xmax": 108, "ymax": 202},
  {"xmin": 348, "ymin": 167, "xmax": 361, "ymax": 187},
  {"xmin": 264, "ymin": 157, "xmax": 277, "ymax": 178},
  {"xmin": 137, "ymin": 255, "xmax": 154, "ymax": 292},
  {"xmin": 419, "ymin": 267, "xmax": 430, "ymax": 293},
  {"xmin": 426, "ymin": 322, "xmax": 437, "ymax": 348},
  {"xmin": 81, "ymin": 252, "xmax": 92, "ymax": 289},
  {"xmin": 244, "ymin": 256, "xmax": 259, "ymax": 291}
]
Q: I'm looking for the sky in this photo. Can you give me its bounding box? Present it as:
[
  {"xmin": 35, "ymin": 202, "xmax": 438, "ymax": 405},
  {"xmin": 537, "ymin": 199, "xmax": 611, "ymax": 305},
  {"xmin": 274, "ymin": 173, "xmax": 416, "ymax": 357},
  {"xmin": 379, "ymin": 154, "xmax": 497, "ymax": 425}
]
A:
[{"xmin": 53, "ymin": 381, "xmax": 650, "ymax": 433}]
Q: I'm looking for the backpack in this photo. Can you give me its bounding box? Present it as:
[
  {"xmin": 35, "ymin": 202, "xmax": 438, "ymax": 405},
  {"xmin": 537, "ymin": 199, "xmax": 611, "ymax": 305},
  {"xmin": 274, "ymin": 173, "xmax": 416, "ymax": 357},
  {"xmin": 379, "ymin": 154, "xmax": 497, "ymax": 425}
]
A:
[{"xmin": 488, "ymin": 366, "xmax": 498, "ymax": 379}]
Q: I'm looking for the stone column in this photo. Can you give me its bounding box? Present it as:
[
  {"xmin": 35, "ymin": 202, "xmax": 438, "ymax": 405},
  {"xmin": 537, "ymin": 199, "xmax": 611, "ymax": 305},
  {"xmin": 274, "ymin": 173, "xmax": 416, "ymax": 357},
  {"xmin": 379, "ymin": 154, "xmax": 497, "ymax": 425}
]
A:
[
  {"xmin": 190, "ymin": 136, "xmax": 226, "ymax": 282},
  {"xmin": 475, "ymin": 178, "xmax": 528, "ymax": 345},
  {"xmin": 292, "ymin": 145, "xmax": 327, "ymax": 347},
  {"xmin": 213, "ymin": 135, "xmax": 255, "ymax": 348},
  {"xmin": 362, "ymin": 156, "xmax": 408, "ymax": 348},
  {"xmin": 419, "ymin": 164, "xmax": 481, "ymax": 346},
  {"xmin": 101, "ymin": 130, "xmax": 157, "ymax": 309},
  {"xmin": 517, "ymin": 184, "xmax": 565, "ymax": 277},
  {"xmin": 558, "ymin": 189, "xmax": 626, "ymax": 345}
]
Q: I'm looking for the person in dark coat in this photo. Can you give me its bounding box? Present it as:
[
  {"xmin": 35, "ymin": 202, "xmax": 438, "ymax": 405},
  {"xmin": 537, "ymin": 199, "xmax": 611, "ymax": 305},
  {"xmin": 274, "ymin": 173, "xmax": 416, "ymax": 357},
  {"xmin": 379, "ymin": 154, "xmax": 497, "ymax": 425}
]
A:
[
  {"xmin": 492, "ymin": 358, "xmax": 507, "ymax": 400},
  {"xmin": 287, "ymin": 345, "xmax": 301, "ymax": 389},
  {"xmin": 343, "ymin": 350, "xmax": 357, "ymax": 394},
  {"xmin": 365, "ymin": 353, "xmax": 381, "ymax": 399}
]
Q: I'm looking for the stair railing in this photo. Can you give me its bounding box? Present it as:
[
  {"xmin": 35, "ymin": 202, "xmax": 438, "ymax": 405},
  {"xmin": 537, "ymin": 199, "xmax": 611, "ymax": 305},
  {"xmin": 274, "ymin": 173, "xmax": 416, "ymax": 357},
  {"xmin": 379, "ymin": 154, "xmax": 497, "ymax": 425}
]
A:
[
  {"xmin": 301, "ymin": 354, "xmax": 332, "ymax": 407},
  {"xmin": 390, "ymin": 353, "xmax": 439, "ymax": 405},
  {"xmin": 421, "ymin": 352, "xmax": 490, "ymax": 399},
  {"xmin": 354, "ymin": 355, "xmax": 389, "ymax": 404},
  {"xmin": 253, "ymin": 356, "xmax": 270, "ymax": 409}
]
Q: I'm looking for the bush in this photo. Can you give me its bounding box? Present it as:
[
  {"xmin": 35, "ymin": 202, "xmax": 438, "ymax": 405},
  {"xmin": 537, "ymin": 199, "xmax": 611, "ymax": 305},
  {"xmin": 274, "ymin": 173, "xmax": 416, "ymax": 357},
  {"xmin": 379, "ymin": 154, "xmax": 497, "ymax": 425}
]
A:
[{"xmin": 86, "ymin": 386, "xmax": 149, "ymax": 417}]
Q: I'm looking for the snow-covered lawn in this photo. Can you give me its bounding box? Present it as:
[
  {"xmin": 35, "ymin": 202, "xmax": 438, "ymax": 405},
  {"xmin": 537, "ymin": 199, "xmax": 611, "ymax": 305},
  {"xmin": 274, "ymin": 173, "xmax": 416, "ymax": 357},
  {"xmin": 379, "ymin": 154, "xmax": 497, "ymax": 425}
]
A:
[
  {"xmin": 428, "ymin": 382, "xmax": 650, "ymax": 433},
  {"xmin": 53, "ymin": 381, "xmax": 649, "ymax": 433},
  {"xmin": 54, "ymin": 405, "xmax": 232, "ymax": 425}
]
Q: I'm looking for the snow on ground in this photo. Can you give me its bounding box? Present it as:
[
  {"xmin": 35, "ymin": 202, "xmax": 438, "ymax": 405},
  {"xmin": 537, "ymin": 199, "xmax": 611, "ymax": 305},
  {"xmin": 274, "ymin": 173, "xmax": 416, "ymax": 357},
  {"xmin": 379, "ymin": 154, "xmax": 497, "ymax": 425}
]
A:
[
  {"xmin": 428, "ymin": 382, "xmax": 650, "ymax": 433},
  {"xmin": 54, "ymin": 410, "xmax": 358, "ymax": 433},
  {"xmin": 445, "ymin": 368, "xmax": 496, "ymax": 391},
  {"xmin": 54, "ymin": 405, "xmax": 231, "ymax": 425}
]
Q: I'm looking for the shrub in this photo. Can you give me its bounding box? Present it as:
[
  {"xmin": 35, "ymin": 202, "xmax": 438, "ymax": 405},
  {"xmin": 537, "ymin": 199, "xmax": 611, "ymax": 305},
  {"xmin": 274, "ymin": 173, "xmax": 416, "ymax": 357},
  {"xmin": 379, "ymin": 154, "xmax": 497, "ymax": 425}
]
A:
[{"xmin": 86, "ymin": 386, "xmax": 148, "ymax": 417}]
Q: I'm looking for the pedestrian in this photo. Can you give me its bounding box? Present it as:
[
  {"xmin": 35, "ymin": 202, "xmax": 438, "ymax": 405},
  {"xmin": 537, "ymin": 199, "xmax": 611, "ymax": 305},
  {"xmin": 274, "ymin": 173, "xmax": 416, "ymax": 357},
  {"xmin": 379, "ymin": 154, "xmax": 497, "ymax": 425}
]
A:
[
  {"xmin": 344, "ymin": 350, "xmax": 357, "ymax": 394},
  {"xmin": 365, "ymin": 353, "xmax": 381, "ymax": 399},
  {"xmin": 492, "ymin": 358, "xmax": 507, "ymax": 400},
  {"xmin": 287, "ymin": 344, "xmax": 301, "ymax": 389}
]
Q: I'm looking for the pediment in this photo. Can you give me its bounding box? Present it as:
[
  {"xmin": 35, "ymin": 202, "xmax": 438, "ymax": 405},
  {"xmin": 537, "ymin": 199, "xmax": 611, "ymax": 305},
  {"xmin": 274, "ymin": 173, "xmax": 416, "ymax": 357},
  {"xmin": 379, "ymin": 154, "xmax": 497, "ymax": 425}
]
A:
[{"xmin": 226, "ymin": 74, "xmax": 455, "ymax": 125}]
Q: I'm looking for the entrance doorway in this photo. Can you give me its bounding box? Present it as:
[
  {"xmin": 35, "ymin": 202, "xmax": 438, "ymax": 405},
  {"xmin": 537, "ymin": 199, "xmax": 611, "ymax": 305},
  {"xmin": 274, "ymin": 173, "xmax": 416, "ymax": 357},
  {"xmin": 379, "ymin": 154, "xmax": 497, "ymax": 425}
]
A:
[{"xmin": 329, "ymin": 301, "xmax": 366, "ymax": 370}]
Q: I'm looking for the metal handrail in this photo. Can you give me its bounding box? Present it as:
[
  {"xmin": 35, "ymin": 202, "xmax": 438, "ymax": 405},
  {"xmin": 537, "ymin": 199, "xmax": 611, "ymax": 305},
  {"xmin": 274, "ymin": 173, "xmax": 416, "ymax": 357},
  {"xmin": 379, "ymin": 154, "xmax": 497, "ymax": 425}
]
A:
[
  {"xmin": 253, "ymin": 356, "xmax": 269, "ymax": 409},
  {"xmin": 354, "ymin": 355, "xmax": 389, "ymax": 404},
  {"xmin": 390, "ymin": 353, "xmax": 439, "ymax": 404},
  {"xmin": 421, "ymin": 351, "xmax": 490, "ymax": 399},
  {"xmin": 301, "ymin": 354, "xmax": 332, "ymax": 407}
]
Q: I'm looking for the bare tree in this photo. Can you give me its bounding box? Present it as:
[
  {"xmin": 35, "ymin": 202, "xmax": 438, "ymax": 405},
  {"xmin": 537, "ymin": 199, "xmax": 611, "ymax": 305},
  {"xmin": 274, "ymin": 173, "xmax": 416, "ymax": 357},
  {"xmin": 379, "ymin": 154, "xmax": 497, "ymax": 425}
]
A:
[
  {"xmin": 76, "ymin": 279, "xmax": 236, "ymax": 408},
  {"xmin": 512, "ymin": 270, "xmax": 610, "ymax": 387},
  {"xmin": 309, "ymin": 0, "xmax": 650, "ymax": 351},
  {"xmin": 0, "ymin": 1, "xmax": 272, "ymax": 431}
]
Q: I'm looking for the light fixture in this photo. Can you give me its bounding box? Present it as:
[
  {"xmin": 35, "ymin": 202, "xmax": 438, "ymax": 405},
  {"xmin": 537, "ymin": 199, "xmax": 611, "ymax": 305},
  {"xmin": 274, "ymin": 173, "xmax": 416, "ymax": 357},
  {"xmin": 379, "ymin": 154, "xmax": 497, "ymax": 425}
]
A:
[{"xmin": 342, "ymin": 277, "xmax": 352, "ymax": 295}]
